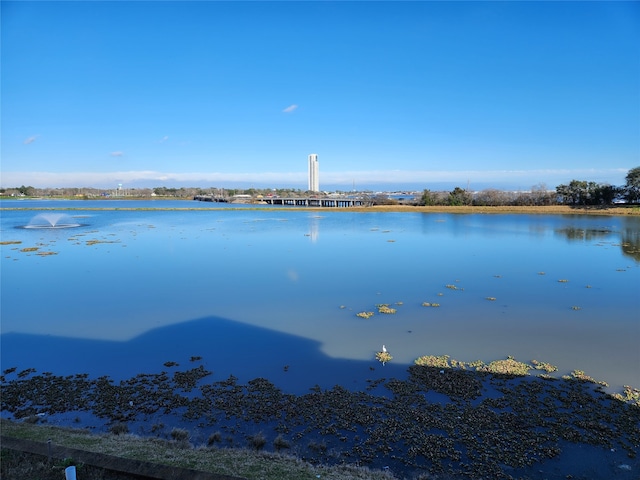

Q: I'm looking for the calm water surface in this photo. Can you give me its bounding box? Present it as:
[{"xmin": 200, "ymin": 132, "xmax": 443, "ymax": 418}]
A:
[{"xmin": 1, "ymin": 200, "xmax": 639, "ymax": 393}]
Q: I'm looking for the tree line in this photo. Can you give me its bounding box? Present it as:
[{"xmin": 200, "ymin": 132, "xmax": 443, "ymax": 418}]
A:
[
  {"xmin": 2, "ymin": 167, "xmax": 638, "ymax": 206},
  {"xmin": 416, "ymin": 167, "xmax": 640, "ymax": 207}
]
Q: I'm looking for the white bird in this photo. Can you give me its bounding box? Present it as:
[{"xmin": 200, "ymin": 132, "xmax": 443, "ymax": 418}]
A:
[{"xmin": 382, "ymin": 345, "xmax": 387, "ymax": 353}]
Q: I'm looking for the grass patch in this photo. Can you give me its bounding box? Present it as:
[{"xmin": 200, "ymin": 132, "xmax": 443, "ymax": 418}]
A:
[{"xmin": 0, "ymin": 420, "xmax": 395, "ymax": 480}]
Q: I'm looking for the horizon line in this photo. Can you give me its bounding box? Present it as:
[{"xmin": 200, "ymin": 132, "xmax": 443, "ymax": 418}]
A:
[{"xmin": 0, "ymin": 168, "xmax": 630, "ymax": 190}]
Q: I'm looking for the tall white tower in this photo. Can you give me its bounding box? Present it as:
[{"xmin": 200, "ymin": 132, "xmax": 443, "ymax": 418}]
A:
[{"xmin": 308, "ymin": 154, "xmax": 319, "ymax": 192}]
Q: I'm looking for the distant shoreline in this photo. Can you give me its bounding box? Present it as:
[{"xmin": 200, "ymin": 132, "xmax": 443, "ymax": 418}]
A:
[{"xmin": 1, "ymin": 200, "xmax": 639, "ymax": 216}]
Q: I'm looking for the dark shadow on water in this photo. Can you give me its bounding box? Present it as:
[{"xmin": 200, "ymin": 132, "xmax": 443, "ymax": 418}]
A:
[{"xmin": 1, "ymin": 316, "xmax": 408, "ymax": 394}]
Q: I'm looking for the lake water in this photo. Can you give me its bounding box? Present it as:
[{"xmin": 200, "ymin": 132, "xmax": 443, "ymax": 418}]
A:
[{"xmin": 1, "ymin": 199, "xmax": 639, "ymax": 394}]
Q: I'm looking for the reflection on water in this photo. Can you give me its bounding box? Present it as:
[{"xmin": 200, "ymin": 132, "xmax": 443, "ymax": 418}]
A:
[
  {"xmin": 1, "ymin": 203, "xmax": 639, "ymax": 393},
  {"xmin": 555, "ymin": 227, "xmax": 613, "ymax": 241},
  {"xmin": 621, "ymin": 217, "xmax": 640, "ymax": 262}
]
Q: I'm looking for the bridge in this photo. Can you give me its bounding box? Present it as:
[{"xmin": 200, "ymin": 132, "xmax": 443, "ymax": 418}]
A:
[
  {"xmin": 193, "ymin": 195, "xmax": 371, "ymax": 207},
  {"xmin": 260, "ymin": 197, "xmax": 370, "ymax": 207}
]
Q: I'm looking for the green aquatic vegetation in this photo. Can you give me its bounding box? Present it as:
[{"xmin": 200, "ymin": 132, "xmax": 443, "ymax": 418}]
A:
[
  {"xmin": 414, "ymin": 355, "xmax": 450, "ymax": 368},
  {"xmin": 356, "ymin": 311, "xmax": 374, "ymax": 319},
  {"xmin": 480, "ymin": 357, "xmax": 532, "ymax": 376},
  {"xmin": 375, "ymin": 351, "xmax": 393, "ymax": 365},
  {"xmin": 450, "ymin": 359, "xmax": 466, "ymax": 369},
  {"xmin": 86, "ymin": 239, "xmax": 121, "ymax": 246},
  {"xmin": 207, "ymin": 431, "xmax": 222, "ymax": 446},
  {"xmin": 467, "ymin": 360, "xmax": 485, "ymax": 368},
  {"xmin": 376, "ymin": 304, "xmax": 396, "ymax": 314},
  {"xmin": 610, "ymin": 385, "xmax": 640, "ymax": 407},
  {"xmin": 247, "ymin": 432, "xmax": 267, "ymax": 451},
  {"xmin": 171, "ymin": 427, "xmax": 190, "ymax": 441},
  {"xmin": 532, "ymin": 360, "xmax": 558, "ymax": 373},
  {"xmin": 109, "ymin": 422, "xmax": 129, "ymax": 435},
  {"xmin": 2, "ymin": 349, "xmax": 640, "ymax": 480},
  {"xmin": 273, "ymin": 434, "xmax": 290, "ymax": 451},
  {"xmin": 565, "ymin": 370, "xmax": 608, "ymax": 387}
]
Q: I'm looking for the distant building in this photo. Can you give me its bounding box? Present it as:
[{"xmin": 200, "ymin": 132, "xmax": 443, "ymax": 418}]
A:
[{"xmin": 308, "ymin": 154, "xmax": 319, "ymax": 192}]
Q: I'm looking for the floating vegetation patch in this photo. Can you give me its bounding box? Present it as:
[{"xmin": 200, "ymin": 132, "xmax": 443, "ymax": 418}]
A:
[
  {"xmin": 20, "ymin": 247, "xmax": 39, "ymax": 252},
  {"xmin": 86, "ymin": 239, "xmax": 121, "ymax": 246},
  {"xmin": 376, "ymin": 304, "xmax": 396, "ymax": 314},
  {"xmin": 0, "ymin": 241, "xmax": 22, "ymax": 245},
  {"xmin": 532, "ymin": 360, "xmax": 558, "ymax": 373},
  {"xmin": 610, "ymin": 385, "xmax": 640, "ymax": 407},
  {"xmin": 356, "ymin": 311, "xmax": 374, "ymax": 319},
  {"xmin": 36, "ymin": 251, "xmax": 58, "ymax": 257},
  {"xmin": 558, "ymin": 279, "xmax": 569, "ymax": 283},
  {"xmin": 375, "ymin": 351, "xmax": 392, "ymax": 365},
  {"xmin": 538, "ymin": 271, "xmax": 546, "ymax": 275},
  {"xmin": 421, "ymin": 302, "xmax": 440, "ymax": 307},
  {"xmin": 414, "ymin": 355, "xmax": 450, "ymax": 368},
  {"xmin": 480, "ymin": 357, "xmax": 532, "ymax": 376},
  {"xmin": 564, "ymin": 370, "xmax": 608, "ymax": 387},
  {"xmin": 445, "ymin": 284, "xmax": 464, "ymax": 291},
  {"xmin": 485, "ymin": 297, "xmax": 497, "ymax": 301},
  {"xmin": 571, "ymin": 306, "xmax": 582, "ymax": 310}
]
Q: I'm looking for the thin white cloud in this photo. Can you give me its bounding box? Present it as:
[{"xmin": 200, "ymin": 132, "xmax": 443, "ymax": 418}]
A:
[
  {"xmin": 322, "ymin": 168, "xmax": 630, "ymax": 185},
  {"xmin": 110, "ymin": 151, "xmax": 124, "ymax": 157},
  {"xmin": 282, "ymin": 104, "xmax": 298, "ymax": 113},
  {"xmin": 159, "ymin": 136, "xmax": 169, "ymax": 143},
  {"xmin": 23, "ymin": 135, "xmax": 39, "ymax": 145},
  {"xmin": 0, "ymin": 168, "xmax": 629, "ymax": 189}
]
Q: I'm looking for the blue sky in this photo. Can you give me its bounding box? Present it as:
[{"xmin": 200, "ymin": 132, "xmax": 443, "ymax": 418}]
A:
[{"xmin": 2, "ymin": 1, "xmax": 639, "ymax": 191}]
